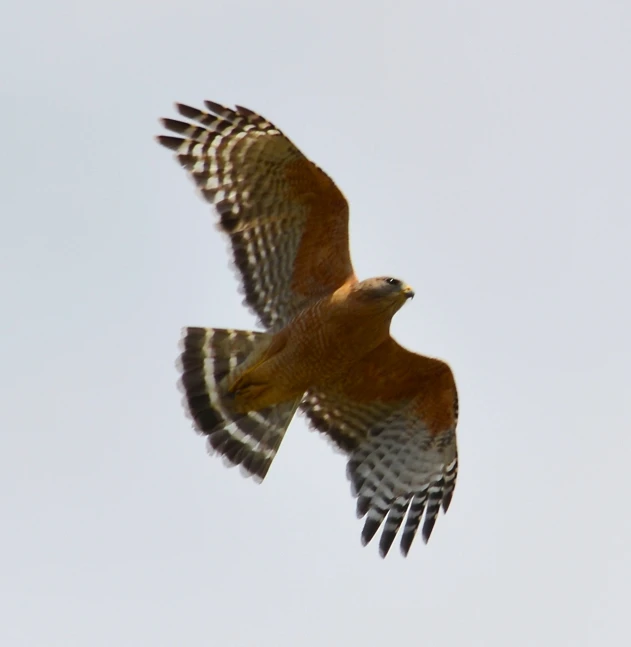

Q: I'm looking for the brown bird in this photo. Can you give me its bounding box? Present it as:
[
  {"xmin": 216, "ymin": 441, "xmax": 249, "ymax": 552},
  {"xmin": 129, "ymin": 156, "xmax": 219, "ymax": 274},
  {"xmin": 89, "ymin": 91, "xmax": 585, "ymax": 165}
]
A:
[{"xmin": 157, "ymin": 100, "xmax": 458, "ymax": 557}]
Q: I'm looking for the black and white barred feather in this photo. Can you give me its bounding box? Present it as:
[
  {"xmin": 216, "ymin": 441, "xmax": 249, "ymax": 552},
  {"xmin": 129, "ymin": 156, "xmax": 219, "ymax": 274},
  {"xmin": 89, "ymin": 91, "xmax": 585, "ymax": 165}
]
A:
[
  {"xmin": 157, "ymin": 103, "xmax": 311, "ymax": 332},
  {"xmin": 178, "ymin": 327, "xmax": 299, "ymax": 481},
  {"xmin": 348, "ymin": 423, "xmax": 458, "ymax": 557},
  {"xmin": 303, "ymin": 392, "xmax": 458, "ymax": 557}
]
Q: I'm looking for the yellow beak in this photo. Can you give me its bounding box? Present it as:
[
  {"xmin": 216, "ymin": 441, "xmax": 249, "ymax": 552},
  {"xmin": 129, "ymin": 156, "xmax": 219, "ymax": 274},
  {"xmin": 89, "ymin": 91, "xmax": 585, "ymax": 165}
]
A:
[{"xmin": 403, "ymin": 285, "xmax": 415, "ymax": 299}]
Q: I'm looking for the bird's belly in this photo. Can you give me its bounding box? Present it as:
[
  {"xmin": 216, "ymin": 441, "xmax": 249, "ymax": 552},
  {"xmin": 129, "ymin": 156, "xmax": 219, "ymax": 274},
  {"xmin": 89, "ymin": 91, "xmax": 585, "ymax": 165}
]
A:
[
  {"xmin": 235, "ymin": 303, "xmax": 388, "ymax": 411},
  {"xmin": 279, "ymin": 314, "xmax": 384, "ymax": 389}
]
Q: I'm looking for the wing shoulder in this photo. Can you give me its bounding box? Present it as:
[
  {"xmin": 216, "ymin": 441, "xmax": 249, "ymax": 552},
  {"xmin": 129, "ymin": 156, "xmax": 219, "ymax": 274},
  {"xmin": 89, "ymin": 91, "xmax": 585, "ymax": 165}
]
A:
[{"xmin": 340, "ymin": 338, "xmax": 458, "ymax": 436}]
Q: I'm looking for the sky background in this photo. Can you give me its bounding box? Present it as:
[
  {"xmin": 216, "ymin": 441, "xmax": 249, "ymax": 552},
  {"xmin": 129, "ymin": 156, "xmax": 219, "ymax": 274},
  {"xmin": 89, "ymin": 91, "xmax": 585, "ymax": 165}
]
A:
[{"xmin": 1, "ymin": 1, "xmax": 630, "ymax": 645}]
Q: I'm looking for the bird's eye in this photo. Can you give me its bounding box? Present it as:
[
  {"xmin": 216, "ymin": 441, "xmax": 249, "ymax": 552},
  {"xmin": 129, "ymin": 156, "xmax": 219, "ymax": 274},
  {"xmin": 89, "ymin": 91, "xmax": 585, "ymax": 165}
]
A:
[{"xmin": 385, "ymin": 278, "xmax": 400, "ymax": 286}]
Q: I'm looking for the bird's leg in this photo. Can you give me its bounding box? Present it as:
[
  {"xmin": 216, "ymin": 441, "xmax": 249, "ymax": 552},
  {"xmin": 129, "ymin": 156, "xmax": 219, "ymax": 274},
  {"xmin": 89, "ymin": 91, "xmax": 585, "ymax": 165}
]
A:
[{"xmin": 235, "ymin": 386, "xmax": 270, "ymax": 413}]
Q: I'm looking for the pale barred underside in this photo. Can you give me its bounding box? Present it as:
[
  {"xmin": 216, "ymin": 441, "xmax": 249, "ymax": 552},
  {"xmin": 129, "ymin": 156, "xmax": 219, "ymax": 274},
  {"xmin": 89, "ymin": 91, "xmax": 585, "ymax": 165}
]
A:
[
  {"xmin": 158, "ymin": 103, "xmax": 314, "ymax": 331},
  {"xmin": 302, "ymin": 391, "xmax": 458, "ymax": 556}
]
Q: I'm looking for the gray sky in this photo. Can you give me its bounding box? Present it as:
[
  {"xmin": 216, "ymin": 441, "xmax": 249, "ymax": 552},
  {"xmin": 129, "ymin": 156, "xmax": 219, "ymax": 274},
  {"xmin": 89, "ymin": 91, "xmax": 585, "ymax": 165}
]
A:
[{"xmin": 2, "ymin": 1, "xmax": 630, "ymax": 645}]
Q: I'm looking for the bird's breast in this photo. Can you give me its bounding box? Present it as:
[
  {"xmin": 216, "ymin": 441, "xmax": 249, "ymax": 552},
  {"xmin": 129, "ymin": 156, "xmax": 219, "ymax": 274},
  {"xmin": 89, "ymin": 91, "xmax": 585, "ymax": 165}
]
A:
[{"xmin": 277, "ymin": 297, "xmax": 391, "ymax": 389}]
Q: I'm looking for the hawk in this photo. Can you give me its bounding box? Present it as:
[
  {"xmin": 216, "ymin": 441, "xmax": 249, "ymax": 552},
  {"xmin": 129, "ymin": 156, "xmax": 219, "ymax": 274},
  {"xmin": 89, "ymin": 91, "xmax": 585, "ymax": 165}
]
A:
[{"xmin": 157, "ymin": 100, "xmax": 459, "ymax": 557}]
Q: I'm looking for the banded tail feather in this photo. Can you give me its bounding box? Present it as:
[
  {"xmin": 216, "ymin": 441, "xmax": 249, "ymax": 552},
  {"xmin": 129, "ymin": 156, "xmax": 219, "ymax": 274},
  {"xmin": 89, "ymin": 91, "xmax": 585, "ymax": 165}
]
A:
[{"xmin": 178, "ymin": 327, "xmax": 299, "ymax": 481}]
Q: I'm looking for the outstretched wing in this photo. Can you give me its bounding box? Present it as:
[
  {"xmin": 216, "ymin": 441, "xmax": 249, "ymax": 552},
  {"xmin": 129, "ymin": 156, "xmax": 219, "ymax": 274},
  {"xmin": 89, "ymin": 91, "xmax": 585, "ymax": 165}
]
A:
[
  {"xmin": 301, "ymin": 338, "xmax": 458, "ymax": 557},
  {"xmin": 157, "ymin": 101, "xmax": 356, "ymax": 330}
]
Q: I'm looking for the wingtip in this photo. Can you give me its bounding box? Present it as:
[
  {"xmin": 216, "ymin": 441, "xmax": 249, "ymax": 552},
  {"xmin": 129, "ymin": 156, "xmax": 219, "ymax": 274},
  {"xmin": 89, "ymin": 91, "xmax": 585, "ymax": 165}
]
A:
[
  {"xmin": 175, "ymin": 103, "xmax": 202, "ymax": 120},
  {"xmin": 400, "ymin": 533, "xmax": 414, "ymax": 556},
  {"xmin": 204, "ymin": 99, "xmax": 228, "ymax": 114},
  {"xmin": 155, "ymin": 135, "xmax": 185, "ymax": 151},
  {"xmin": 378, "ymin": 542, "xmax": 392, "ymax": 559}
]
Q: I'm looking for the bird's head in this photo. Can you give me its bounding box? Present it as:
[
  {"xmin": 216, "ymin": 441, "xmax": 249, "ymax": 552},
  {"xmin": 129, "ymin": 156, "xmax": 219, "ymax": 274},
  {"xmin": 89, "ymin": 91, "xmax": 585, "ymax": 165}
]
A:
[{"xmin": 351, "ymin": 276, "xmax": 415, "ymax": 315}]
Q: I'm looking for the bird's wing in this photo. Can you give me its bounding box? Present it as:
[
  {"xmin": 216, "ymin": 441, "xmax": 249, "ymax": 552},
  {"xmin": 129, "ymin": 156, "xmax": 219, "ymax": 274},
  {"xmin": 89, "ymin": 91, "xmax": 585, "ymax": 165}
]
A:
[
  {"xmin": 301, "ymin": 337, "xmax": 459, "ymax": 557},
  {"xmin": 157, "ymin": 101, "xmax": 355, "ymax": 330}
]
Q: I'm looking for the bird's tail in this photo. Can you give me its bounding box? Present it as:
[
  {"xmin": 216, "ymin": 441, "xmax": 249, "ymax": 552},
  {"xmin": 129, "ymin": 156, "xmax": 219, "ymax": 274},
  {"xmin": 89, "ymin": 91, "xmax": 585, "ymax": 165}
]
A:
[{"xmin": 177, "ymin": 327, "xmax": 300, "ymax": 481}]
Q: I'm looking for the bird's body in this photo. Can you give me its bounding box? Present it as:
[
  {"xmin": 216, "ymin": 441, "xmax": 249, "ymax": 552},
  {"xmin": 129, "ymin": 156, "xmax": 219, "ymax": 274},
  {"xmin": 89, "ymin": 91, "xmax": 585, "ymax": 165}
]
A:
[
  {"xmin": 157, "ymin": 100, "xmax": 459, "ymax": 556},
  {"xmin": 232, "ymin": 279, "xmax": 413, "ymax": 411}
]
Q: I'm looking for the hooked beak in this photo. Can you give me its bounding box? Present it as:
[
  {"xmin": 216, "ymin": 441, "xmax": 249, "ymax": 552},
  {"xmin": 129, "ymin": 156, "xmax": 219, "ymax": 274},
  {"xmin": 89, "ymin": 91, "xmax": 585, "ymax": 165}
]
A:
[{"xmin": 403, "ymin": 285, "xmax": 415, "ymax": 300}]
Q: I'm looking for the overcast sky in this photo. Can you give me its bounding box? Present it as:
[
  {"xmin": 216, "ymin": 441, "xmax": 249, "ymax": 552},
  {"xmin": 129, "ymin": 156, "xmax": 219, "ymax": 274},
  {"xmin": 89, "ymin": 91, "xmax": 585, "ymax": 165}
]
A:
[{"xmin": 2, "ymin": 1, "xmax": 630, "ymax": 645}]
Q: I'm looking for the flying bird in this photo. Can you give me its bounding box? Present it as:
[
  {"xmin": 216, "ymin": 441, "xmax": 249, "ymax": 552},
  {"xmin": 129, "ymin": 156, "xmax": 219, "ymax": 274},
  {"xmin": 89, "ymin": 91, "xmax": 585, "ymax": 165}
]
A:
[{"xmin": 156, "ymin": 100, "xmax": 459, "ymax": 557}]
